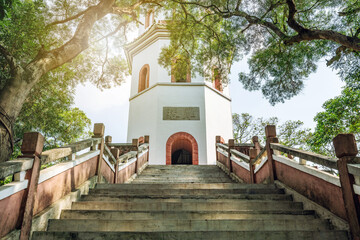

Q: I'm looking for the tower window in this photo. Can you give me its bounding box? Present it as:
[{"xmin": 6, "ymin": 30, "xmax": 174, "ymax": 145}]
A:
[
  {"xmin": 212, "ymin": 68, "xmax": 223, "ymax": 92},
  {"xmin": 145, "ymin": 10, "xmax": 154, "ymax": 28},
  {"xmin": 138, "ymin": 64, "xmax": 150, "ymax": 92}
]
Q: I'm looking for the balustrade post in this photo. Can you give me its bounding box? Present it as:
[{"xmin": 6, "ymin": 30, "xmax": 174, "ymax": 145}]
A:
[
  {"xmin": 333, "ymin": 134, "xmax": 360, "ymax": 240},
  {"xmin": 111, "ymin": 148, "xmax": 120, "ymax": 184},
  {"xmin": 216, "ymin": 136, "xmax": 222, "ymax": 162},
  {"xmin": 265, "ymin": 125, "xmax": 279, "ymax": 184},
  {"xmin": 145, "ymin": 135, "xmax": 150, "ymax": 162},
  {"xmin": 19, "ymin": 132, "xmax": 44, "ymax": 240},
  {"xmin": 252, "ymin": 136, "xmax": 261, "ymax": 155},
  {"xmin": 105, "ymin": 135, "xmax": 112, "ymax": 147},
  {"xmin": 132, "ymin": 138, "xmax": 139, "ymax": 174},
  {"xmin": 249, "ymin": 148, "xmax": 257, "ymax": 184},
  {"xmin": 227, "ymin": 139, "xmax": 235, "ymax": 173},
  {"xmin": 93, "ymin": 123, "xmax": 105, "ymax": 183}
]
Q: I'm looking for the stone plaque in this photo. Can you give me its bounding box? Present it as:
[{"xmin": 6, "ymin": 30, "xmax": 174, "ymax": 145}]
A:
[{"xmin": 163, "ymin": 107, "xmax": 200, "ymax": 120}]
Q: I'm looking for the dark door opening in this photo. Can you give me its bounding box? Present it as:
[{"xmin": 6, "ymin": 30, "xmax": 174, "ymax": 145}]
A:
[{"xmin": 171, "ymin": 149, "xmax": 192, "ymax": 165}]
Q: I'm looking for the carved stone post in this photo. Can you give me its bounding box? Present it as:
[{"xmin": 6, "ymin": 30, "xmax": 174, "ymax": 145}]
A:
[
  {"xmin": 265, "ymin": 125, "xmax": 279, "ymax": 184},
  {"xmin": 132, "ymin": 138, "xmax": 139, "ymax": 174},
  {"xmin": 249, "ymin": 148, "xmax": 257, "ymax": 184},
  {"xmin": 333, "ymin": 134, "xmax": 360, "ymax": 240},
  {"xmin": 19, "ymin": 132, "xmax": 44, "ymax": 240},
  {"xmin": 227, "ymin": 139, "xmax": 235, "ymax": 173},
  {"xmin": 144, "ymin": 135, "xmax": 150, "ymax": 162},
  {"xmin": 93, "ymin": 123, "xmax": 105, "ymax": 183},
  {"xmin": 105, "ymin": 135, "xmax": 112, "ymax": 146},
  {"xmin": 252, "ymin": 136, "xmax": 261, "ymax": 155},
  {"xmin": 216, "ymin": 136, "xmax": 221, "ymax": 162},
  {"xmin": 111, "ymin": 148, "xmax": 120, "ymax": 184}
]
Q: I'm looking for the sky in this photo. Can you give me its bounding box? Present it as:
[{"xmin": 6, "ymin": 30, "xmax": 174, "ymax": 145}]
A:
[{"xmin": 74, "ymin": 57, "xmax": 344, "ymax": 143}]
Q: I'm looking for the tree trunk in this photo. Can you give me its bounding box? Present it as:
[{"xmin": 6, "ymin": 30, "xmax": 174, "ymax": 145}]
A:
[
  {"xmin": 0, "ymin": 67, "xmax": 42, "ymax": 162},
  {"xmin": 0, "ymin": 0, "xmax": 116, "ymax": 162}
]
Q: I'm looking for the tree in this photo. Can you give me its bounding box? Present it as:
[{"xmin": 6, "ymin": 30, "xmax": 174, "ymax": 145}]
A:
[
  {"xmin": 233, "ymin": 113, "xmax": 277, "ymax": 144},
  {"xmin": 12, "ymin": 64, "xmax": 92, "ymax": 158},
  {"xmin": 160, "ymin": 0, "xmax": 360, "ymax": 104},
  {"xmin": 308, "ymin": 87, "xmax": 360, "ymax": 156},
  {"xmin": 233, "ymin": 112, "xmax": 311, "ymax": 149},
  {"xmin": 0, "ymin": 0, "xmax": 150, "ymax": 162}
]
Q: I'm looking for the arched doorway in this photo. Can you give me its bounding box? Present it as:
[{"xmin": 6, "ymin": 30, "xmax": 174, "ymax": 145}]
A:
[{"xmin": 166, "ymin": 132, "xmax": 198, "ymax": 165}]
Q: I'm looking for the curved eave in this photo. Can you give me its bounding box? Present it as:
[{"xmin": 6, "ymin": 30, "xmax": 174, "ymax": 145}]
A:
[{"xmin": 124, "ymin": 23, "xmax": 170, "ymax": 73}]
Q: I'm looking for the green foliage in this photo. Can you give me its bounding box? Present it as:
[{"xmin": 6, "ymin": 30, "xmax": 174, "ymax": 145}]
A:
[
  {"xmin": 159, "ymin": 0, "xmax": 360, "ymax": 104},
  {"xmin": 0, "ymin": 0, "xmax": 14, "ymax": 20},
  {"xmin": 233, "ymin": 112, "xmax": 311, "ymax": 148},
  {"xmin": 0, "ymin": 0, "xmax": 130, "ymax": 91},
  {"xmin": 159, "ymin": 1, "xmax": 246, "ymax": 85},
  {"xmin": 12, "ymin": 64, "xmax": 92, "ymax": 158},
  {"xmin": 308, "ymin": 87, "xmax": 360, "ymax": 156},
  {"xmin": 0, "ymin": 0, "xmax": 134, "ymax": 159},
  {"xmin": 0, "ymin": 175, "xmax": 13, "ymax": 186}
]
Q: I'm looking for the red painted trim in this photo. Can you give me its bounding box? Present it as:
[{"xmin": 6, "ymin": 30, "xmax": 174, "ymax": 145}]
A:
[{"xmin": 166, "ymin": 132, "xmax": 198, "ymax": 165}]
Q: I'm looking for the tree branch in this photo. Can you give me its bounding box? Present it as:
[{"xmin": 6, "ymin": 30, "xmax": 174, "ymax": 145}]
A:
[
  {"xmin": 339, "ymin": 7, "xmax": 360, "ymax": 16},
  {"xmin": 46, "ymin": 6, "xmax": 95, "ymax": 27},
  {"xmin": 93, "ymin": 19, "xmax": 131, "ymax": 43},
  {"xmin": 30, "ymin": 0, "xmax": 117, "ymax": 76},
  {"xmin": 98, "ymin": 38, "xmax": 109, "ymax": 85},
  {"xmin": 286, "ymin": 0, "xmax": 306, "ymax": 33},
  {"xmin": 284, "ymin": 0, "xmax": 360, "ymax": 51},
  {"xmin": 326, "ymin": 46, "xmax": 347, "ymax": 66}
]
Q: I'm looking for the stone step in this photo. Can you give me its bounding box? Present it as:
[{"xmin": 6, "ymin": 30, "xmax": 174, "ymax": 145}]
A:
[
  {"xmin": 137, "ymin": 174, "xmax": 230, "ymax": 178},
  {"xmin": 46, "ymin": 219, "xmax": 331, "ymax": 232},
  {"xmin": 31, "ymin": 230, "xmax": 350, "ymax": 240},
  {"xmin": 131, "ymin": 178, "xmax": 234, "ymax": 183},
  {"xmin": 60, "ymin": 209, "xmax": 316, "ymax": 221},
  {"xmin": 140, "ymin": 167, "xmax": 226, "ymax": 172},
  {"xmin": 95, "ymin": 183, "xmax": 277, "ymax": 190},
  {"xmin": 89, "ymin": 188, "xmax": 285, "ymax": 195},
  {"xmin": 81, "ymin": 193, "xmax": 292, "ymax": 202},
  {"xmin": 145, "ymin": 165, "xmax": 221, "ymax": 169},
  {"xmin": 72, "ymin": 201, "xmax": 303, "ymax": 211}
]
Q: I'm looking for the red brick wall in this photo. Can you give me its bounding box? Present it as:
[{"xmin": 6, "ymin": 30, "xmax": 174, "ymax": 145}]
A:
[
  {"xmin": 0, "ymin": 188, "xmax": 27, "ymax": 238},
  {"xmin": 274, "ymin": 161, "xmax": 347, "ymax": 220},
  {"xmin": 117, "ymin": 161, "xmax": 136, "ymax": 183},
  {"xmin": 166, "ymin": 132, "xmax": 198, "ymax": 165},
  {"xmin": 101, "ymin": 158, "xmax": 115, "ymax": 183},
  {"xmin": 254, "ymin": 162, "xmax": 270, "ymax": 183},
  {"xmin": 0, "ymin": 155, "xmax": 99, "ymax": 238},
  {"xmin": 231, "ymin": 161, "xmax": 251, "ymax": 183}
]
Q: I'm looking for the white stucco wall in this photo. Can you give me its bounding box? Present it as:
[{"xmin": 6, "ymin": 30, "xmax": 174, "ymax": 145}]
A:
[
  {"xmin": 126, "ymin": 24, "xmax": 233, "ymax": 165},
  {"xmin": 128, "ymin": 84, "xmax": 208, "ymax": 165},
  {"xmin": 130, "ymin": 39, "xmax": 170, "ymax": 96},
  {"xmin": 204, "ymin": 87, "xmax": 233, "ymax": 164}
]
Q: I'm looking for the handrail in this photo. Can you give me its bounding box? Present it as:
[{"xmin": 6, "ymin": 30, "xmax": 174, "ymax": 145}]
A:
[
  {"xmin": 252, "ymin": 148, "xmax": 267, "ymax": 166},
  {"xmin": 270, "ymin": 143, "xmax": 338, "ymax": 169},
  {"xmin": 40, "ymin": 138, "xmax": 101, "ymax": 164},
  {"xmin": 216, "ymin": 143, "xmax": 229, "ymax": 151},
  {"xmin": 0, "ymin": 158, "xmax": 34, "ymax": 179},
  {"xmin": 119, "ymin": 151, "xmax": 137, "ymax": 163},
  {"xmin": 107, "ymin": 143, "xmax": 132, "ymax": 147},
  {"xmin": 348, "ymin": 164, "xmax": 360, "ymax": 177},
  {"xmin": 138, "ymin": 143, "xmax": 149, "ymax": 153},
  {"xmin": 234, "ymin": 143, "xmax": 254, "ymax": 147},
  {"xmin": 103, "ymin": 144, "xmax": 117, "ymax": 165},
  {"xmin": 230, "ymin": 149, "xmax": 250, "ymax": 163},
  {"xmin": 0, "ymin": 138, "xmax": 102, "ymax": 179}
]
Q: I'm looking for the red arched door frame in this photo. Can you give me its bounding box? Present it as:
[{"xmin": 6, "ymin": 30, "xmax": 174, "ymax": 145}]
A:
[{"xmin": 166, "ymin": 132, "xmax": 199, "ymax": 165}]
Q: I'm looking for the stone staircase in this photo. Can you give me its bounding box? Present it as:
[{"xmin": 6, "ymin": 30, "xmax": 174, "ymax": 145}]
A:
[{"xmin": 33, "ymin": 165, "xmax": 348, "ymax": 239}]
